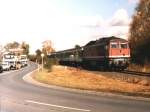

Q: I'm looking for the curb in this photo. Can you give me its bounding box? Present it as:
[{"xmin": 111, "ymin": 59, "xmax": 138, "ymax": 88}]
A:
[{"xmin": 23, "ymin": 69, "xmax": 150, "ymax": 102}]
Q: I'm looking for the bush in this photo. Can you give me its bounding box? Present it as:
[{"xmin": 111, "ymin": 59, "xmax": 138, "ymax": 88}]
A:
[
  {"xmin": 44, "ymin": 58, "xmax": 59, "ymax": 72},
  {"xmin": 128, "ymin": 63, "xmax": 150, "ymax": 73},
  {"xmin": 28, "ymin": 55, "xmax": 36, "ymax": 62}
]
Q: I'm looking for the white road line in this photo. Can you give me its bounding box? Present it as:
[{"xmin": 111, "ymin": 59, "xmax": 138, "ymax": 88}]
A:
[{"xmin": 25, "ymin": 100, "xmax": 91, "ymax": 112}]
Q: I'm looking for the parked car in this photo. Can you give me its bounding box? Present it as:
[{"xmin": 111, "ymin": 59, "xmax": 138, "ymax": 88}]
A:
[
  {"xmin": 0, "ymin": 65, "xmax": 3, "ymax": 73},
  {"xmin": 19, "ymin": 55, "xmax": 28, "ymax": 67},
  {"xmin": 2, "ymin": 53, "xmax": 17, "ymax": 70},
  {"xmin": 2, "ymin": 62, "xmax": 11, "ymax": 71}
]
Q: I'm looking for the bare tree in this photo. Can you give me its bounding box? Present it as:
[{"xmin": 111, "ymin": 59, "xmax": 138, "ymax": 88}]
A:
[{"xmin": 42, "ymin": 40, "xmax": 55, "ymax": 55}]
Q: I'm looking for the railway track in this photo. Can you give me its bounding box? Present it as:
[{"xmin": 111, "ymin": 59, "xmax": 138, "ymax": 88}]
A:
[
  {"xmin": 90, "ymin": 69, "xmax": 150, "ymax": 86},
  {"xmin": 120, "ymin": 70, "xmax": 150, "ymax": 77},
  {"xmin": 65, "ymin": 64, "xmax": 150, "ymax": 78}
]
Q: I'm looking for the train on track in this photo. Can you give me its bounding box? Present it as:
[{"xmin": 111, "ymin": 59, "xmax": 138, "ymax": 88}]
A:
[{"xmin": 49, "ymin": 36, "xmax": 130, "ymax": 70}]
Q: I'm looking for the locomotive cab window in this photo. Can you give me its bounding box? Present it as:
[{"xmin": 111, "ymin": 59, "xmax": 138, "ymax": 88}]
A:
[
  {"xmin": 111, "ymin": 43, "xmax": 118, "ymax": 48},
  {"xmin": 120, "ymin": 43, "xmax": 128, "ymax": 49}
]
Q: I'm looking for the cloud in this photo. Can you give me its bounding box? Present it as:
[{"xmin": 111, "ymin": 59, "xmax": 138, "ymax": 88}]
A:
[
  {"xmin": 109, "ymin": 9, "xmax": 131, "ymax": 26},
  {"xmin": 79, "ymin": 8, "xmax": 131, "ymax": 40},
  {"xmin": 78, "ymin": 16, "xmax": 105, "ymax": 28},
  {"xmin": 52, "ymin": 8, "xmax": 131, "ymax": 50},
  {"xmin": 104, "ymin": 9, "xmax": 131, "ymax": 39}
]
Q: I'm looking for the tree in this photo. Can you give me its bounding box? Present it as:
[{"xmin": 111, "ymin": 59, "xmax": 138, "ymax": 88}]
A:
[
  {"xmin": 4, "ymin": 41, "xmax": 20, "ymax": 51},
  {"xmin": 35, "ymin": 49, "xmax": 42, "ymax": 63},
  {"xmin": 42, "ymin": 40, "xmax": 55, "ymax": 55},
  {"xmin": 129, "ymin": 0, "xmax": 150, "ymax": 64},
  {"xmin": 41, "ymin": 40, "xmax": 56, "ymax": 71},
  {"xmin": 28, "ymin": 54, "xmax": 36, "ymax": 62},
  {"xmin": 21, "ymin": 42, "xmax": 29, "ymax": 55},
  {"xmin": 75, "ymin": 45, "xmax": 81, "ymax": 49},
  {"xmin": 42, "ymin": 40, "xmax": 55, "ymax": 67}
]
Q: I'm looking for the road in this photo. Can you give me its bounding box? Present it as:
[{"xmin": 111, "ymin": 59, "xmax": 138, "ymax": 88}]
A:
[{"xmin": 0, "ymin": 62, "xmax": 150, "ymax": 112}]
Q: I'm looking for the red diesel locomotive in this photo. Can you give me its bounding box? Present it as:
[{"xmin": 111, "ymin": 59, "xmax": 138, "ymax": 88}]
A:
[
  {"xmin": 49, "ymin": 36, "xmax": 130, "ymax": 70},
  {"xmin": 82, "ymin": 36, "xmax": 130, "ymax": 70}
]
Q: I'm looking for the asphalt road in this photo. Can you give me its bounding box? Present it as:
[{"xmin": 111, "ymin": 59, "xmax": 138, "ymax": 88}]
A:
[{"xmin": 0, "ymin": 62, "xmax": 150, "ymax": 112}]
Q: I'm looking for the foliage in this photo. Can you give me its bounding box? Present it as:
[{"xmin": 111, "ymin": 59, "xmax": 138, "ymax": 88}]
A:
[
  {"xmin": 129, "ymin": 0, "xmax": 150, "ymax": 64},
  {"xmin": 28, "ymin": 54, "xmax": 36, "ymax": 62},
  {"xmin": 44, "ymin": 58, "xmax": 58, "ymax": 72},
  {"xmin": 75, "ymin": 45, "xmax": 81, "ymax": 49},
  {"xmin": 35, "ymin": 40, "xmax": 56, "ymax": 70},
  {"xmin": 4, "ymin": 41, "xmax": 20, "ymax": 50},
  {"xmin": 41, "ymin": 40, "xmax": 56, "ymax": 71},
  {"xmin": 21, "ymin": 42, "xmax": 30, "ymax": 55},
  {"xmin": 128, "ymin": 63, "xmax": 150, "ymax": 73},
  {"xmin": 4, "ymin": 41, "xmax": 30, "ymax": 56},
  {"xmin": 42, "ymin": 40, "xmax": 55, "ymax": 55},
  {"xmin": 35, "ymin": 49, "xmax": 42, "ymax": 63}
]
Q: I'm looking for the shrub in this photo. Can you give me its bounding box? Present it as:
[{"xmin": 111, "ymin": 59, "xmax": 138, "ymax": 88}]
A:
[
  {"xmin": 128, "ymin": 63, "xmax": 150, "ymax": 73},
  {"xmin": 44, "ymin": 58, "xmax": 59, "ymax": 72},
  {"xmin": 28, "ymin": 55, "xmax": 36, "ymax": 62}
]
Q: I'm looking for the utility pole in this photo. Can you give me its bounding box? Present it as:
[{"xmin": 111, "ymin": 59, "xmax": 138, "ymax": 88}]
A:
[{"xmin": 41, "ymin": 53, "xmax": 44, "ymax": 71}]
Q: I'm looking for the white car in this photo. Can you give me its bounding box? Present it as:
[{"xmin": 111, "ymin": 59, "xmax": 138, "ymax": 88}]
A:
[
  {"xmin": 19, "ymin": 55, "xmax": 28, "ymax": 67},
  {"xmin": 2, "ymin": 62, "xmax": 11, "ymax": 71}
]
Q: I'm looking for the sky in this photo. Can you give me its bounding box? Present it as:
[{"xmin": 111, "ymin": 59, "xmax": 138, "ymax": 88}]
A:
[{"xmin": 0, "ymin": 0, "xmax": 139, "ymax": 54}]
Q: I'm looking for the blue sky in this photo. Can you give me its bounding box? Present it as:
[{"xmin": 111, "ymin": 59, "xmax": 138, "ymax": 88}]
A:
[
  {"xmin": 54, "ymin": 0, "xmax": 137, "ymax": 17},
  {"xmin": 0, "ymin": 0, "xmax": 138, "ymax": 53}
]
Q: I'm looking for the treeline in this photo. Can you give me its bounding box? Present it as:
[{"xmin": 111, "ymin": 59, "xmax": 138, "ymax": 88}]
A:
[
  {"xmin": 5, "ymin": 41, "xmax": 29, "ymax": 56},
  {"xmin": 129, "ymin": 0, "xmax": 150, "ymax": 64}
]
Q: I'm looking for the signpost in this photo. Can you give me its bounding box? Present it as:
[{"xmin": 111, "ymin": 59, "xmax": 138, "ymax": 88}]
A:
[{"xmin": 41, "ymin": 53, "xmax": 44, "ymax": 71}]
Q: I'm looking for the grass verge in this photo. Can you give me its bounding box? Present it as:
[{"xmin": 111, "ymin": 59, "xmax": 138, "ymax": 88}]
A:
[{"xmin": 32, "ymin": 65, "xmax": 150, "ymax": 97}]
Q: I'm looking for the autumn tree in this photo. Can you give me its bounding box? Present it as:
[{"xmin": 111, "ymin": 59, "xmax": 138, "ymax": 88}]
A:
[
  {"xmin": 42, "ymin": 40, "xmax": 56, "ymax": 71},
  {"xmin": 129, "ymin": 0, "xmax": 150, "ymax": 64},
  {"xmin": 42, "ymin": 40, "xmax": 55, "ymax": 56},
  {"xmin": 42, "ymin": 40, "xmax": 55, "ymax": 65},
  {"xmin": 21, "ymin": 42, "xmax": 29, "ymax": 55},
  {"xmin": 4, "ymin": 41, "xmax": 20, "ymax": 51}
]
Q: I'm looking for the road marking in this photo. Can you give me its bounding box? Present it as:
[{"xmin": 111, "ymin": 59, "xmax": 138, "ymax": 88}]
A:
[{"xmin": 25, "ymin": 100, "xmax": 91, "ymax": 112}]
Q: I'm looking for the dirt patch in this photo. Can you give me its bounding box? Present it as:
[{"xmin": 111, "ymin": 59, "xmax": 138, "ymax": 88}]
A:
[{"xmin": 32, "ymin": 65, "xmax": 150, "ymax": 97}]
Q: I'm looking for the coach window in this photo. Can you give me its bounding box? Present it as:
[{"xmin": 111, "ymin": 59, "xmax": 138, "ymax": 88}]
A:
[
  {"xmin": 121, "ymin": 43, "xmax": 128, "ymax": 49},
  {"xmin": 111, "ymin": 43, "xmax": 118, "ymax": 48}
]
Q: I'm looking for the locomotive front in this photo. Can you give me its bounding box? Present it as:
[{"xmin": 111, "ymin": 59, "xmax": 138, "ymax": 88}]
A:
[{"xmin": 108, "ymin": 38, "xmax": 130, "ymax": 70}]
